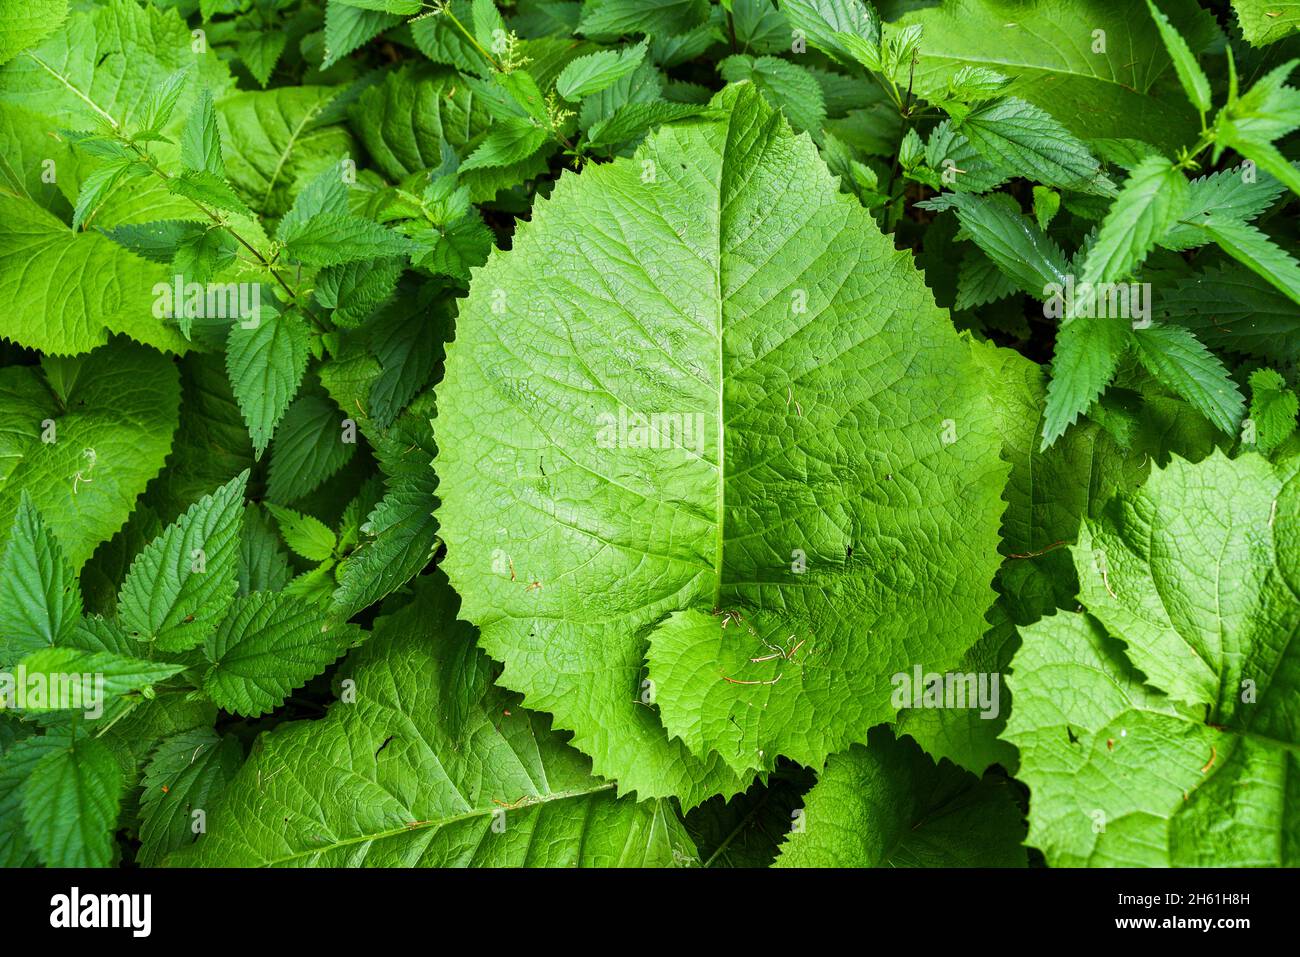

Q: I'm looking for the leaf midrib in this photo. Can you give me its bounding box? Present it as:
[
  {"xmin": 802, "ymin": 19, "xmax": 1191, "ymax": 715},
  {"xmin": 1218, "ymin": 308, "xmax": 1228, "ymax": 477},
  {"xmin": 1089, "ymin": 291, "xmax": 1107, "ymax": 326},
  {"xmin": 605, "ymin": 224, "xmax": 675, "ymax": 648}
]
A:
[{"xmin": 253, "ymin": 782, "xmax": 618, "ymax": 866}]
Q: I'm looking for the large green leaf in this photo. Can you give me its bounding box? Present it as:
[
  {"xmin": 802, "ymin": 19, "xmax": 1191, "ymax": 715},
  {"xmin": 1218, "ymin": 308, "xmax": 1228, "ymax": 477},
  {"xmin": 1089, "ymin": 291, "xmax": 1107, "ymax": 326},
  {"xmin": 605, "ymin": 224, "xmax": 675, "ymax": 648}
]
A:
[
  {"xmin": 217, "ymin": 87, "xmax": 355, "ymax": 217},
  {"xmin": 1005, "ymin": 611, "xmax": 1300, "ymax": 866},
  {"xmin": 775, "ymin": 728, "xmax": 1027, "ymax": 867},
  {"xmin": 0, "ymin": 0, "xmax": 67, "ymax": 66},
  {"xmin": 348, "ymin": 65, "xmax": 491, "ymax": 182},
  {"xmin": 1074, "ymin": 451, "xmax": 1300, "ymax": 740},
  {"xmin": 0, "ymin": 189, "xmax": 191, "ymax": 356},
  {"xmin": 169, "ymin": 574, "xmax": 698, "ymax": 867},
  {"xmin": 896, "ymin": 0, "xmax": 1217, "ymax": 149},
  {"xmin": 0, "ymin": 341, "xmax": 180, "ymax": 570},
  {"xmin": 435, "ymin": 86, "xmax": 1007, "ymax": 805},
  {"xmin": 0, "ymin": 0, "xmax": 231, "ymax": 130}
]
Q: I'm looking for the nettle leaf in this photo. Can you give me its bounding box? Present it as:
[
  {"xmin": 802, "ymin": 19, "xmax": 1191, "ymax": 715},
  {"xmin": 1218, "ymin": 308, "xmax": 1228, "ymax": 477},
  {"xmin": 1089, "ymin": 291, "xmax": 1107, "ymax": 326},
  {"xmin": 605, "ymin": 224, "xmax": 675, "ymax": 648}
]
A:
[
  {"xmin": 0, "ymin": 341, "xmax": 180, "ymax": 570},
  {"xmin": 202, "ymin": 592, "xmax": 361, "ymax": 717},
  {"xmin": 435, "ymin": 86, "xmax": 1007, "ymax": 804},
  {"xmin": 1193, "ymin": 216, "xmax": 1300, "ymax": 306},
  {"xmin": 775, "ymin": 728, "xmax": 1027, "ymax": 867},
  {"xmin": 0, "ymin": 493, "xmax": 81, "ymax": 662},
  {"xmin": 16, "ymin": 647, "xmax": 184, "ymax": 704},
  {"xmin": 578, "ymin": 0, "xmax": 710, "ymax": 40},
  {"xmin": 897, "ymin": 0, "xmax": 1216, "ymax": 149},
  {"xmin": 777, "ymin": 0, "xmax": 880, "ymax": 65},
  {"xmin": 323, "ymin": 1, "xmax": 401, "ymax": 68},
  {"xmin": 181, "ymin": 88, "xmax": 224, "ymax": 177},
  {"xmin": 116, "ymin": 472, "xmax": 248, "ymax": 652},
  {"xmin": 348, "ymin": 65, "xmax": 491, "ymax": 181},
  {"xmin": 280, "ymin": 213, "xmax": 414, "ymax": 266},
  {"xmin": 1248, "ymin": 368, "xmax": 1298, "ymax": 453},
  {"xmin": 22, "ymin": 734, "xmax": 123, "ymax": 867},
  {"xmin": 957, "ymin": 97, "xmax": 1110, "ymax": 194},
  {"xmin": 138, "ymin": 729, "xmax": 242, "ymax": 866},
  {"xmin": 171, "ymin": 575, "xmax": 698, "ymax": 866},
  {"xmin": 226, "ymin": 308, "xmax": 311, "ymax": 456},
  {"xmin": 1160, "ymin": 162, "xmax": 1291, "ymax": 251},
  {"xmin": 1145, "ymin": 0, "xmax": 1211, "ymax": 115},
  {"xmin": 458, "ymin": 118, "xmax": 552, "ymax": 173},
  {"xmin": 267, "ymin": 392, "xmax": 357, "ymax": 504},
  {"xmin": 239, "ymin": 31, "xmax": 287, "ymax": 89},
  {"xmin": 323, "ymin": 385, "xmax": 439, "ymax": 619},
  {"xmin": 1040, "ymin": 316, "xmax": 1132, "ymax": 451},
  {"xmin": 719, "ymin": 56, "xmax": 826, "ymax": 136},
  {"xmin": 1160, "ymin": 265, "xmax": 1300, "ymax": 363},
  {"xmin": 265, "ymin": 503, "xmax": 336, "ymax": 562},
  {"xmin": 1130, "ymin": 324, "xmax": 1244, "ymax": 435},
  {"xmin": 1080, "ymin": 156, "xmax": 1188, "ymax": 286},
  {"xmin": 1006, "ymin": 610, "xmax": 1299, "ymax": 866},
  {"xmin": 557, "ymin": 41, "xmax": 648, "ymax": 101},
  {"xmin": 922, "ymin": 192, "xmax": 1068, "ymax": 297}
]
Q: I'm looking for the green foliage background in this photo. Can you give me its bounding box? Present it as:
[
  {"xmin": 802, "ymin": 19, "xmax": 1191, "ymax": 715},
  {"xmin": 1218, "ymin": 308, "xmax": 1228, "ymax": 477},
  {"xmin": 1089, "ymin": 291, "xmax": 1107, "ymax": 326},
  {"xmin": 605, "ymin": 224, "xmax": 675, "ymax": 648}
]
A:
[{"xmin": 0, "ymin": 0, "xmax": 1298, "ymax": 868}]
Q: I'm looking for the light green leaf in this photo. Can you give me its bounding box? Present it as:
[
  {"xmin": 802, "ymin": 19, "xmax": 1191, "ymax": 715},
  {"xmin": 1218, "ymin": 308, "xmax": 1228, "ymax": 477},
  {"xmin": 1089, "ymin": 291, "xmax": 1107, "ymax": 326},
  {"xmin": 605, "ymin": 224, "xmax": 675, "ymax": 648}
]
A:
[
  {"xmin": 557, "ymin": 41, "xmax": 648, "ymax": 101},
  {"xmin": 171, "ymin": 575, "xmax": 699, "ymax": 866},
  {"xmin": 1248, "ymin": 368, "xmax": 1298, "ymax": 453},
  {"xmin": 0, "ymin": 0, "xmax": 67, "ymax": 66},
  {"xmin": 15, "ymin": 647, "xmax": 184, "ymax": 706},
  {"xmin": 202, "ymin": 591, "xmax": 360, "ymax": 716},
  {"xmin": 1074, "ymin": 450, "xmax": 1300, "ymax": 733},
  {"xmin": 436, "ymin": 86, "xmax": 1007, "ymax": 802},
  {"xmin": 958, "ymin": 97, "xmax": 1110, "ymax": 194},
  {"xmin": 217, "ymin": 86, "xmax": 355, "ymax": 217},
  {"xmin": 1080, "ymin": 156, "xmax": 1188, "ymax": 286},
  {"xmin": 1005, "ymin": 610, "xmax": 1299, "ymax": 866},
  {"xmin": 775, "ymin": 728, "xmax": 1027, "ymax": 867},
  {"xmin": 264, "ymin": 503, "xmax": 336, "ymax": 562},
  {"xmin": 0, "ymin": 190, "xmax": 192, "ymax": 356},
  {"xmin": 458, "ymin": 118, "xmax": 551, "ymax": 172},
  {"xmin": 116, "ymin": 472, "xmax": 248, "ymax": 652},
  {"xmin": 0, "ymin": 341, "xmax": 180, "ymax": 570},
  {"xmin": 181, "ymin": 88, "xmax": 223, "ymax": 176},
  {"xmin": 719, "ymin": 56, "xmax": 826, "ymax": 135},
  {"xmin": 896, "ymin": 0, "xmax": 1216, "ymax": 149},
  {"xmin": 1145, "ymin": 0, "xmax": 1212, "ymax": 114},
  {"xmin": 1231, "ymin": 0, "xmax": 1300, "ymax": 46},
  {"xmin": 776, "ymin": 0, "xmax": 879, "ymax": 65}
]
